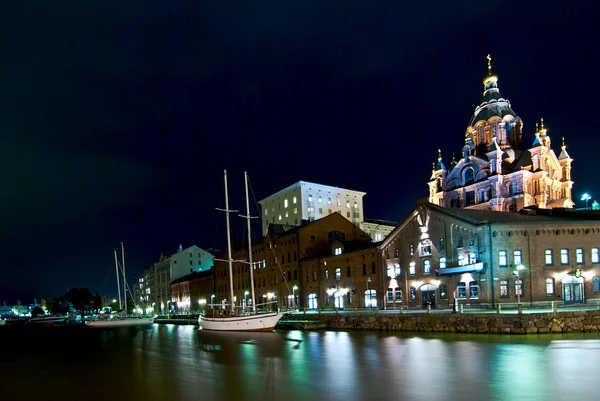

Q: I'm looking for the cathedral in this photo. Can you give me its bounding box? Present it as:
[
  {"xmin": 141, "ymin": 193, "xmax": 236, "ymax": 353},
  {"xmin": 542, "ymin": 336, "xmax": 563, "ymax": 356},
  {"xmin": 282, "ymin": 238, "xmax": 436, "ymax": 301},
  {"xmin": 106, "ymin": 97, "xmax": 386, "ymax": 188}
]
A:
[{"xmin": 428, "ymin": 55, "xmax": 574, "ymax": 212}]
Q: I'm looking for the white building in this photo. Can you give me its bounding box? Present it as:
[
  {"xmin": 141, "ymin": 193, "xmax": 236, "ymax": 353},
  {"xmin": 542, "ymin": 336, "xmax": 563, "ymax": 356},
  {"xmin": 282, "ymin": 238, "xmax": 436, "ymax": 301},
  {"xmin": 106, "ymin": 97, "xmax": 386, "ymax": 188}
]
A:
[
  {"xmin": 170, "ymin": 245, "xmax": 214, "ymax": 281},
  {"xmin": 259, "ymin": 181, "xmax": 366, "ymax": 235},
  {"xmin": 362, "ymin": 218, "xmax": 397, "ymax": 242}
]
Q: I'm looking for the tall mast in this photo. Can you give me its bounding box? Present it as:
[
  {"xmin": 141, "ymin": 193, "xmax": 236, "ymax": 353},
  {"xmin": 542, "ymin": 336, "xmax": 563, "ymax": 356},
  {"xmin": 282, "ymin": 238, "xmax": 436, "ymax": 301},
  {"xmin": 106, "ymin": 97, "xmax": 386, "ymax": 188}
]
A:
[
  {"xmin": 244, "ymin": 171, "xmax": 257, "ymax": 313},
  {"xmin": 224, "ymin": 170, "xmax": 235, "ymax": 313},
  {"xmin": 121, "ymin": 241, "xmax": 127, "ymax": 316},
  {"xmin": 114, "ymin": 250, "xmax": 122, "ymax": 310}
]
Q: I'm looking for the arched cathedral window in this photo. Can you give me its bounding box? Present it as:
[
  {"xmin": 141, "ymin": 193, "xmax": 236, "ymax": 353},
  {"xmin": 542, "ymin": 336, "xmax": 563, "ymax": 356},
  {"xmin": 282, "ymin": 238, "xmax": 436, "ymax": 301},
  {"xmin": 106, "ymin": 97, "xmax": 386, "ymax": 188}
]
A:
[{"xmin": 463, "ymin": 168, "xmax": 474, "ymax": 185}]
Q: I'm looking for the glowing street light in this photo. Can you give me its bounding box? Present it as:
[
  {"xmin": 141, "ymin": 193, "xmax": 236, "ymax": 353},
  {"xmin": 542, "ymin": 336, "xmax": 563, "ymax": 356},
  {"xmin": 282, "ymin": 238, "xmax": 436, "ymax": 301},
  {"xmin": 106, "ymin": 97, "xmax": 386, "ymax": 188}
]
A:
[
  {"xmin": 292, "ymin": 285, "xmax": 298, "ymax": 309},
  {"xmin": 582, "ymin": 193, "xmax": 592, "ymax": 210},
  {"xmin": 513, "ymin": 264, "xmax": 526, "ymax": 305}
]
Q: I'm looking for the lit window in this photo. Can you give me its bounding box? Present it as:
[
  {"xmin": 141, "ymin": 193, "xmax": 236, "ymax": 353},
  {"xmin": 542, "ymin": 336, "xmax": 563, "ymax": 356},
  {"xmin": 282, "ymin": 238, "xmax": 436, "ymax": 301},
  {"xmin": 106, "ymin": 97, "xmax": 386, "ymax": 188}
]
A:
[
  {"xmin": 500, "ymin": 280, "xmax": 508, "ymax": 297},
  {"xmin": 576, "ymin": 248, "xmax": 584, "ymax": 264},
  {"xmin": 318, "ymin": 195, "xmax": 322, "ymax": 203},
  {"xmin": 308, "ymin": 194, "xmax": 312, "ymax": 202},
  {"xmin": 284, "ymin": 198, "xmax": 288, "ymax": 208},
  {"xmin": 354, "ymin": 201, "xmax": 358, "ymax": 209},
  {"xmin": 593, "ymin": 277, "xmax": 600, "ymax": 293},
  {"xmin": 593, "ymin": 248, "xmax": 600, "ymax": 264},
  {"xmin": 334, "ymin": 247, "xmax": 342, "ymax": 256},
  {"xmin": 278, "ymin": 214, "xmax": 282, "ymax": 221},
  {"xmin": 294, "ymin": 207, "xmax": 297, "ymax": 214},
  {"xmin": 409, "ymin": 262, "xmax": 416, "ymax": 276},
  {"xmin": 346, "ymin": 201, "xmax": 350, "ymax": 208},
  {"xmin": 469, "ymin": 281, "xmax": 479, "ymax": 299},
  {"xmin": 420, "ymin": 241, "xmax": 432, "ymax": 256},
  {"xmin": 285, "ymin": 211, "xmax": 288, "ymax": 218},
  {"xmin": 499, "ymin": 250, "xmax": 508, "ymax": 267},
  {"xmin": 337, "ymin": 198, "xmax": 341, "ymax": 206},
  {"xmin": 325, "ymin": 271, "xmax": 329, "ymax": 280},
  {"xmin": 335, "ymin": 268, "xmax": 341, "ymax": 280},
  {"xmin": 327, "ymin": 197, "xmax": 331, "ymax": 205},
  {"xmin": 458, "ymin": 254, "xmax": 465, "ymax": 266},
  {"xmin": 386, "ymin": 265, "xmax": 393, "ymax": 278},
  {"xmin": 395, "ymin": 288, "xmax": 402, "ymax": 303},
  {"xmin": 440, "ymin": 284, "xmax": 447, "ymax": 300},
  {"xmin": 457, "ymin": 282, "xmax": 466, "ymax": 298},
  {"xmin": 469, "ymin": 252, "xmax": 476, "ymax": 264},
  {"xmin": 545, "ymin": 249, "xmax": 553, "ymax": 265},
  {"xmin": 394, "ymin": 264, "xmax": 401, "ymax": 277},
  {"xmin": 457, "ymin": 236, "xmax": 463, "ymax": 248},
  {"xmin": 515, "ymin": 279, "xmax": 523, "ymax": 296},
  {"xmin": 409, "ymin": 244, "xmax": 414, "ymax": 256},
  {"xmin": 293, "ymin": 196, "xmax": 297, "ymax": 204},
  {"xmin": 439, "ymin": 257, "xmax": 447, "ymax": 268},
  {"xmin": 561, "ymin": 249, "xmax": 569, "ymax": 265},
  {"xmin": 265, "ymin": 209, "xmax": 268, "ymax": 216},
  {"xmin": 514, "ymin": 250, "xmax": 522, "ymax": 265},
  {"xmin": 387, "ymin": 289, "xmax": 393, "ymax": 303},
  {"xmin": 439, "ymin": 238, "xmax": 445, "ymax": 251},
  {"xmin": 409, "ymin": 287, "xmax": 416, "ymax": 301},
  {"xmin": 546, "ymin": 278, "xmax": 555, "ymax": 295},
  {"xmin": 423, "ymin": 260, "xmax": 431, "ymax": 275}
]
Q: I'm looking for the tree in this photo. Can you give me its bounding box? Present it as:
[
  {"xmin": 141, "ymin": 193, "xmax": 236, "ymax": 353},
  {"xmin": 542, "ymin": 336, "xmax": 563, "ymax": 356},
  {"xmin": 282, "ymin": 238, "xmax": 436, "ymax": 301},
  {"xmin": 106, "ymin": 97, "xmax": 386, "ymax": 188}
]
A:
[
  {"xmin": 40, "ymin": 299, "xmax": 47, "ymax": 312},
  {"xmin": 31, "ymin": 306, "xmax": 45, "ymax": 317},
  {"xmin": 46, "ymin": 297, "xmax": 55, "ymax": 315},
  {"xmin": 92, "ymin": 292, "xmax": 102, "ymax": 314},
  {"xmin": 65, "ymin": 288, "xmax": 94, "ymax": 316},
  {"xmin": 592, "ymin": 200, "xmax": 600, "ymax": 210}
]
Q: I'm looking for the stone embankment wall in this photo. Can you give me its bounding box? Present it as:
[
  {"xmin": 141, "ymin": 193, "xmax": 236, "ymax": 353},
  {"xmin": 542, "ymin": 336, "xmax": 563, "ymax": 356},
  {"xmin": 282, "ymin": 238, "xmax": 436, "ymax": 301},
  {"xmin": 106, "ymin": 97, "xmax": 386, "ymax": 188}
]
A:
[{"xmin": 296, "ymin": 311, "xmax": 600, "ymax": 334}]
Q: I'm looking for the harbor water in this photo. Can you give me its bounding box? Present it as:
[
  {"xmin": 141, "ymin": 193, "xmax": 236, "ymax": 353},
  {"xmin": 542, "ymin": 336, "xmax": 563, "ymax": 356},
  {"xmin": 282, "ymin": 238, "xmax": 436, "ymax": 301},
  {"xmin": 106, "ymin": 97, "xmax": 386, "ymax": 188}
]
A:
[{"xmin": 1, "ymin": 324, "xmax": 598, "ymax": 401}]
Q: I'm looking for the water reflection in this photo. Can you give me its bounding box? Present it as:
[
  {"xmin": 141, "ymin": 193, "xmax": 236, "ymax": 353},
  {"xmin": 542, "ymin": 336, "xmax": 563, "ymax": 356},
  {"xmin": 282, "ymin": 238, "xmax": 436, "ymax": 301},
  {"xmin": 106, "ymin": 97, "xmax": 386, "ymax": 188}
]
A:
[{"xmin": 2, "ymin": 325, "xmax": 600, "ymax": 401}]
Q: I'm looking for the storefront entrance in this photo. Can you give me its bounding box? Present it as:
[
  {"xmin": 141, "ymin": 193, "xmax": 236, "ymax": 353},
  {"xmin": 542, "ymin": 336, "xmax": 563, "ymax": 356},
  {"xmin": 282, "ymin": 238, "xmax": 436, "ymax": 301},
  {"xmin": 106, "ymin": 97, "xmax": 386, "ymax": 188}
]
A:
[
  {"xmin": 562, "ymin": 276, "xmax": 584, "ymax": 304},
  {"xmin": 420, "ymin": 284, "xmax": 437, "ymax": 309}
]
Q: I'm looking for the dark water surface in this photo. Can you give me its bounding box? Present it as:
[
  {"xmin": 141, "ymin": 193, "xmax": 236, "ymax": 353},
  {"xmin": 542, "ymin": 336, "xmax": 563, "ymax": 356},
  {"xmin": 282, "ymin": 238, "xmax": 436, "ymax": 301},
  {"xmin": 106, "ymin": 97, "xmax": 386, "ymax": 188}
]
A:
[{"xmin": 1, "ymin": 324, "xmax": 598, "ymax": 401}]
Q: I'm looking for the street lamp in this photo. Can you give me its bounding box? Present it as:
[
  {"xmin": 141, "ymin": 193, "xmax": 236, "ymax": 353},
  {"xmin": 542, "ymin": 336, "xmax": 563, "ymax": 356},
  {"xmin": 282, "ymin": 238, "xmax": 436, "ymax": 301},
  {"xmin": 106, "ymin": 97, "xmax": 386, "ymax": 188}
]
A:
[
  {"xmin": 292, "ymin": 285, "xmax": 298, "ymax": 309},
  {"xmin": 244, "ymin": 291, "xmax": 249, "ymax": 311},
  {"xmin": 582, "ymin": 193, "xmax": 591, "ymax": 210},
  {"xmin": 513, "ymin": 264, "xmax": 526, "ymax": 305},
  {"xmin": 366, "ymin": 277, "xmax": 372, "ymax": 309}
]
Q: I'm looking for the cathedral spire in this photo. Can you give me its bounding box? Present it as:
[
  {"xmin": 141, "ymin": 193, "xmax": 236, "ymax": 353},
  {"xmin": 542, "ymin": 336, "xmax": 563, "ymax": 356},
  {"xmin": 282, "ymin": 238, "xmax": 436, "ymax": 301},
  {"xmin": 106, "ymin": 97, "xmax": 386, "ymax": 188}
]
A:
[
  {"xmin": 436, "ymin": 149, "xmax": 446, "ymax": 170},
  {"xmin": 559, "ymin": 137, "xmax": 571, "ymax": 160},
  {"xmin": 483, "ymin": 54, "xmax": 498, "ymax": 86}
]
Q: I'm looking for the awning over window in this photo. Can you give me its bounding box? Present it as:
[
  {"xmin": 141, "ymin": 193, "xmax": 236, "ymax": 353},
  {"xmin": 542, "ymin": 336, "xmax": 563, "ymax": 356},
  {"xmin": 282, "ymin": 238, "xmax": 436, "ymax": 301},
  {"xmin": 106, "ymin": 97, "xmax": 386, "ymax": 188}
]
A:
[{"xmin": 436, "ymin": 262, "xmax": 484, "ymax": 276}]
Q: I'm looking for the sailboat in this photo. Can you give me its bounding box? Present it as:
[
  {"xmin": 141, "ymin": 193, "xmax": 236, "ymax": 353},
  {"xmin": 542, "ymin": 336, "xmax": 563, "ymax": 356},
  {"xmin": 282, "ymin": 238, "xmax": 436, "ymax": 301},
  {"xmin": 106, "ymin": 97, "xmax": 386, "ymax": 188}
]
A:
[
  {"xmin": 87, "ymin": 243, "xmax": 154, "ymax": 328},
  {"xmin": 199, "ymin": 170, "xmax": 285, "ymax": 332}
]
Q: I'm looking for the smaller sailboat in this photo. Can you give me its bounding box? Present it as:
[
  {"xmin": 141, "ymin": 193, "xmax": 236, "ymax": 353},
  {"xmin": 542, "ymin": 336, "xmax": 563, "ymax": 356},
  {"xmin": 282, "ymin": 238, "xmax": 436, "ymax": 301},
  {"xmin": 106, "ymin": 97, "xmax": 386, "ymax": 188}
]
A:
[
  {"xmin": 199, "ymin": 170, "xmax": 284, "ymax": 332},
  {"xmin": 87, "ymin": 243, "xmax": 153, "ymax": 328}
]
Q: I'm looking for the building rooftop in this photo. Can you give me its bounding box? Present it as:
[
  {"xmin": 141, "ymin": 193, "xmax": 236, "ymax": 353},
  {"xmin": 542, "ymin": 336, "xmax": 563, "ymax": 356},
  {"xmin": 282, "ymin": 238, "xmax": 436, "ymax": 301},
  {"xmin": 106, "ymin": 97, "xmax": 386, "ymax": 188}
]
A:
[{"xmin": 259, "ymin": 180, "xmax": 366, "ymax": 203}]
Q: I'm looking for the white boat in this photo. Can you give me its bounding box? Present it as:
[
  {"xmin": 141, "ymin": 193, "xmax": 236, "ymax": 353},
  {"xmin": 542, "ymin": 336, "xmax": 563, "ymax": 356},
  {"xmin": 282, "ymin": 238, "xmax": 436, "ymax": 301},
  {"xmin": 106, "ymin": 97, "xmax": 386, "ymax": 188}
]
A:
[
  {"xmin": 86, "ymin": 316, "xmax": 154, "ymax": 328},
  {"xmin": 199, "ymin": 171, "xmax": 284, "ymax": 332},
  {"xmin": 87, "ymin": 243, "xmax": 154, "ymax": 328},
  {"xmin": 29, "ymin": 315, "xmax": 68, "ymax": 324}
]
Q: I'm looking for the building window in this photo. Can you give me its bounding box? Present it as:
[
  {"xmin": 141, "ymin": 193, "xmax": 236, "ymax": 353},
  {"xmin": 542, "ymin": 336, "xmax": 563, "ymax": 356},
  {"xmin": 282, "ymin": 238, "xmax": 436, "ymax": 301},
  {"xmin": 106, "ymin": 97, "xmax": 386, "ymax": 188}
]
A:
[
  {"xmin": 576, "ymin": 248, "xmax": 584, "ymax": 264},
  {"xmin": 308, "ymin": 193, "xmax": 312, "ymax": 202},
  {"xmin": 285, "ymin": 211, "xmax": 289, "ymax": 218},
  {"xmin": 395, "ymin": 288, "xmax": 402, "ymax": 303},
  {"xmin": 354, "ymin": 201, "xmax": 358, "ymax": 209},
  {"xmin": 457, "ymin": 236, "xmax": 463, "ymax": 248},
  {"xmin": 515, "ymin": 279, "xmax": 523, "ymax": 296},
  {"xmin": 423, "ymin": 260, "xmax": 431, "ymax": 275},
  {"xmin": 278, "ymin": 214, "xmax": 282, "ymax": 221},
  {"xmin": 464, "ymin": 168, "xmax": 474, "ymax": 185},
  {"xmin": 327, "ymin": 197, "xmax": 331, "ymax": 205},
  {"xmin": 469, "ymin": 281, "xmax": 479, "ymax": 299},
  {"xmin": 420, "ymin": 240, "xmax": 432, "ymax": 256},
  {"xmin": 284, "ymin": 198, "xmax": 288, "ymax": 208},
  {"xmin": 387, "ymin": 289, "xmax": 394, "ymax": 303},
  {"xmin": 318, "ymin": 195, "xmax": 322, "ymax": 203},
  {"xmin": 313, "ymin": 272, "xmax": 316, "ymax": 281},
  {"xmin": 458, "ymin": 254, "xmax": 465, "ymax": 266},
  {"xmin": 546, "ymin": 278, "xmax": 555, "ymax": 295},
  {"xmin": 394, "ymin": 248, "xmax": 399, "ymax": 257},
  {"xmin": 325, "ymin": 271, "xmax": 329, "ymax": 280},
  {"xmin": 439, "ymin": 238, "xmax": 444, "ymax": 251},
  {"xmin": 293, "ymin": 196, "xmax": 297, "ymax": 204},
  {"xmin": 592, "ymin": 248, "xmax": 600, "ymax": 264},
  {"xmin": 409, "ymin": 287, "xmax": 416, "ymax": 301},
  {"xmin": 545, "ymin": 249, "xmax": 553, "ymax": 265},
  {"xmin": 593, "ymin": 277, "xmax": 600, "ymax": 293},
  {"xmin": 499, "ymin": 250, "xmax": 508, "ymax": 267},
  {"xmin": 439, "ymin": 257, "xmax": 447, "ymax": 268},
  {"xmin": 409, "ymin": 262, "xmax": 416, "ymax": 276},
  {"xmin": 335, "ymin": 268, "xmax": 341, "ymax": 280},
  {"xmin": 466, "ymin": 191, "xmax": 475, "ymax": 206},
  {"xmin": 560, "ymin": 249, "xmax": 569, "ymax": 265},
  {"xmin": 308, "ymin": 294, "xmax": 317, "ymax": 309},
  {"xmin": 394, "ymin": 264, "xmax": 400, "ymax": 277},
  {"xmin": 457, "ymin": 282, "xmax": 466, "ymax": 299},
  {"xmin": 468, "ymin": 252, "xmax": 476, "ymax": 264},
  {"xmin": 440, "ymin": 284, "xmax": 447, "ymax": 300},
  {"xmin": 500, "ymin": 280, "xmax": 509, "ymax": 297},
  {"xmin": 362, "ymin": 264, "xmax": 366, "ymax": 275},
  {"xmin": 514, "ymin": 250, "xmax": 522, "ymax": 265},
  {"xmin": 334, "ymin": 247, "xmax": 342, "ymax": 256},
  {"xmin": 409, "ymin": 244, "xmax": 414, "ymax": 256}
]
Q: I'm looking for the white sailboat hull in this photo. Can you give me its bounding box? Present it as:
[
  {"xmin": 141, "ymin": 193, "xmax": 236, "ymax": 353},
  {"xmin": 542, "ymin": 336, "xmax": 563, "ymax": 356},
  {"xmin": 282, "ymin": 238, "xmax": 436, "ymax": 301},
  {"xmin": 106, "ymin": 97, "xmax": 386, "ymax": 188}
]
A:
[
  {"xmin": 86, "ymin": 317, "xmax": 154, "ymax": 328},
  {"xmin": 199, "ymin": 311, "xmax": 284, "ymax": 332},
  {"xmin": 30, "ymin": 316, "xmax": 68, "ymax": 324}
]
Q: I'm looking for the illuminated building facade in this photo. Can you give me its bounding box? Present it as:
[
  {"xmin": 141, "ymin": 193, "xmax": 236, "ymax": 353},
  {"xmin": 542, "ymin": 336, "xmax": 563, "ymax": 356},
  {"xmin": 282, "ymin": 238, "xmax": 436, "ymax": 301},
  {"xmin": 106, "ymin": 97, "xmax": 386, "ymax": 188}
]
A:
[
  {"xmin": 428, "ymin": 55, "xmax": 574, "ymax": 212},
  {"xmin": 259, "ymin": 180, "xmax": 394, "ymax": 241},
  {"xmin": 380, "ymin": 201, "xmax": 600, "ymax": 309}
]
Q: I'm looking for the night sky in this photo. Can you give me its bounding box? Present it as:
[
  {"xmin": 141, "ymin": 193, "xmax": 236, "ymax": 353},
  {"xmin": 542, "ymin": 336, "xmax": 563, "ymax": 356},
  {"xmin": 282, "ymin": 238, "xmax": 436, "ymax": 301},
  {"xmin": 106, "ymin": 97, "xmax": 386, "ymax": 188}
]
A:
[{"xmin": 1, "ymin": 1, "xmax": 598, "ymax": 303}]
